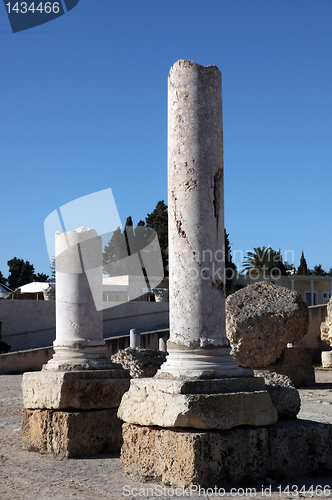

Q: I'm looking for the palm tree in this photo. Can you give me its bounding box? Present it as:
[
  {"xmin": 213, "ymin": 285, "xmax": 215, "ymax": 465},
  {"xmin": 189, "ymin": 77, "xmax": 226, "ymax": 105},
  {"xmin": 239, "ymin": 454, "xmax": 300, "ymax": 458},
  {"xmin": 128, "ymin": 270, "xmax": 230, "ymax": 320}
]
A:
[{"xmin": 242, "ymin": 246, "xmax": 272, "ymax": 275}]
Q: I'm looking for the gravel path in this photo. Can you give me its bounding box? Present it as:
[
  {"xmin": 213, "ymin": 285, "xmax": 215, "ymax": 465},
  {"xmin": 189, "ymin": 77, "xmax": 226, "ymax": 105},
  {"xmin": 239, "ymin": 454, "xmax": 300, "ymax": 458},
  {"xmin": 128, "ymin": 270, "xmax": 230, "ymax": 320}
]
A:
[{"xmin": 1, "ymin": 370, "xmax": 332, "ymax": 499}]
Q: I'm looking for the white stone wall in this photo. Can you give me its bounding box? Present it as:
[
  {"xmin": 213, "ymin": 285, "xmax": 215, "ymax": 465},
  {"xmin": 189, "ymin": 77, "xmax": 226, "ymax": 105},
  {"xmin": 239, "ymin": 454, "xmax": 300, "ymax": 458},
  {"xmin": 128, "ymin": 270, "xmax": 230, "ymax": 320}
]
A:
[{"xmin": 0, "ymin": 299, "xmax": 169, "ymax": 351}]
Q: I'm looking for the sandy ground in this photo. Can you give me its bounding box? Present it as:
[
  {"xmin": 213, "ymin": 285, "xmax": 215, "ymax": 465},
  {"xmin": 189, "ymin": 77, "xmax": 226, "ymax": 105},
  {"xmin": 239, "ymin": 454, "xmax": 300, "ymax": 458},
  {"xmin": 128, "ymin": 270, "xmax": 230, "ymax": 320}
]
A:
[{"xmin": 1, "ymin": 370, "xmax": 332, "ymax": 500}]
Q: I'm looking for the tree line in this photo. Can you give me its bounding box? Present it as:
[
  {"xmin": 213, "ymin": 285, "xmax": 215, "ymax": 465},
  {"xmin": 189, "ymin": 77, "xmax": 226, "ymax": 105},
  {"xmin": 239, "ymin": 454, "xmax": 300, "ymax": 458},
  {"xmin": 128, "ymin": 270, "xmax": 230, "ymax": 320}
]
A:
[
  {"xmin": 243, "ymin": 247, "xmax": 332, "ymax": 277},
  {"xmin": 1, "ymin": 200, "xmax": 330, "ymax": 292},
  {"xmin": 0, "ymin": 257, "xmax": 52, "ymax": 291}
]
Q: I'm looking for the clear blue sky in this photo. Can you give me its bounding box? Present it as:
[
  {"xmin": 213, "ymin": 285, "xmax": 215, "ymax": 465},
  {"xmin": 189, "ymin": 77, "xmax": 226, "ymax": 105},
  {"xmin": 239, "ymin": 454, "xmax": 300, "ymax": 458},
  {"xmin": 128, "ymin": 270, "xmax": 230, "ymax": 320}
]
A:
[{"xmin": 1, "ymin": 0, "xmax": 331, "ymax": 280}]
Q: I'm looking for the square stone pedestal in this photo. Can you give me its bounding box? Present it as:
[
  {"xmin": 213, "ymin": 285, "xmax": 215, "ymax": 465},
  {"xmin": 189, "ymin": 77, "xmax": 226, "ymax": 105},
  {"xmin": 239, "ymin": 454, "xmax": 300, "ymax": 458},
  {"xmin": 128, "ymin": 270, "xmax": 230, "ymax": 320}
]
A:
[
  {"xmin": 21, "ymin": 369, "xmax": 130, "ymax": 457},
  {"xmin": 121, "ymin": 421, "xmax": 332, "ymax": 487},
  {"xmin": 22, "ymin": 370, "xmax": 130, "ymax": 409},
  {"xmin": 118, "ymin": 377, "xmax": 278, "ymax": 429}
]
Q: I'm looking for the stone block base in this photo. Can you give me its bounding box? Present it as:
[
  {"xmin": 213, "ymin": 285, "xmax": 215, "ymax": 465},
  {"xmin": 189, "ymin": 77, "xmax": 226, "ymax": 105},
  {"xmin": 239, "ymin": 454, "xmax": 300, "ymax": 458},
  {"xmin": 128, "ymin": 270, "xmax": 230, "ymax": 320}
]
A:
[
  {"xmin": 118, "ymin": 377, "xmax": 277, "ymax": 429},
  {"xmin": 121, "ymin": 421, "xmax": 332, "ymax": 487},
  {"xmin": 322, "ymin": 351, "xmax": 332, "ymax": 368},
  {"xmin": 260, "ymin": 365, "xmax": 315, "ymax": 387},
  {"xmin": 22, "ymin": 369, "xmax": 130, "ymax": 410},
  {"xmin": 21, "ymin": 408, "xmax": 122, "ymax": 458}
]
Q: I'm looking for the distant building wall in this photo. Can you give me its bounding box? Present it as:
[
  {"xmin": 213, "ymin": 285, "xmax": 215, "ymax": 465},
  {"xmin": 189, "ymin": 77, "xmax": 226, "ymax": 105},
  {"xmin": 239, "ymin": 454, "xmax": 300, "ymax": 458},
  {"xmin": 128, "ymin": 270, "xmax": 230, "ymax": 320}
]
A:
[
  {"xmin": 0, "ymin": 328, "xmax": 170, "ymax": 374},
  {"xmin": 233, "ymin": 275, "xmax": 332, "ymax": 306},
  {"xmin": 0, "ymin": 300, "xmax": 169, "ymax": 351}
]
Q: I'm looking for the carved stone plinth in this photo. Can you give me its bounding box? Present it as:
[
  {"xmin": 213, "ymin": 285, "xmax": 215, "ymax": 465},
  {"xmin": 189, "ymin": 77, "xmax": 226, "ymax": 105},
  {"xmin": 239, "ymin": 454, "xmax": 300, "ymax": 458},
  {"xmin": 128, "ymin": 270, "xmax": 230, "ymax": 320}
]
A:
[
  {"xmin": 118, "ymin": 377, "xmax": 277, "ymax": 430},
  {"xmin": 22, "ymin": 369, "xmax": 130, "ymax": 410}
]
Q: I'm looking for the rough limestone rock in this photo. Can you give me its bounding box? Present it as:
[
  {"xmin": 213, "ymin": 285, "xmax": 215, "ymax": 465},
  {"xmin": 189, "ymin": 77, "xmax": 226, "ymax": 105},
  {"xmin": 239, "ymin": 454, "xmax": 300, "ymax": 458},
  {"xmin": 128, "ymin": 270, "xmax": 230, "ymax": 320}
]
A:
[
  {"xmin": 21, "ymin": 408, "xmax": 122, "ymax": 458},
  {"xmin": 226, "ymin": 282, "xmax": 309, "ymax": 368},
  {"xmin": 254, "ymin": 370, "xmax": 301, "ymax": 419},
  {"xmin": 121, "ymin": 421, "xmax": 332, "ymax": 487},
  {"xmin": 111, "ymin": 347, "xmax": 167, "ymax": 378},
  {"xmin": 321, "ymin": 297, "xmax": 332, "ymax": 346}
]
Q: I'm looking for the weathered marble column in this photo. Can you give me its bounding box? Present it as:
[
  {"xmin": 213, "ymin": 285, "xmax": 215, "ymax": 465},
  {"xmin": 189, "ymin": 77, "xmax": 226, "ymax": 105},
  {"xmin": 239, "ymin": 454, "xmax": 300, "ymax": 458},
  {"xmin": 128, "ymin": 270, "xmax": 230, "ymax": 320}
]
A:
[
  {"xmin": 158, "ymin": 60, "xmax": 244, "ymax": 378},
  {"xmin": 22, "ymin": 227, "xmax": 129, "ymax": 458},
  {"xmin": 118, "ymin": 61, "xmax": 277, "ymax": 433},
  {"xmin": 44, "ymin": 227, "xmax": 116, "ymax": 371}
]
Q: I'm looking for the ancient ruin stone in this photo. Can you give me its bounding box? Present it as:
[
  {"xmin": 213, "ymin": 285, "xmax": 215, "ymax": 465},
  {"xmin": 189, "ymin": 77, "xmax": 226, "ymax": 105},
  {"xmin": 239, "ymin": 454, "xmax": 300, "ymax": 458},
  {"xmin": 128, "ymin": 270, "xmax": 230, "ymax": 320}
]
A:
[
  {"xmin": 321, "ymin": 296, "xmax": 332, "ymax": 346},
  {"xmin": 43, "ymin": 284, "xmax": 55, "ymax": 301},
  {"xmin": 226, "ymin": 282, "xmax": 309, "ymax": 368},
  {"xmin": 111, "ymin": 347, "xmax": 167, "ymax": 378},
  {"xmin": 121, "ymin": 421, "xmax": 332, "ymax": 487},
  {"xmin": 254, "ymin": 370, "xmax": 301, "ymax": 419}
]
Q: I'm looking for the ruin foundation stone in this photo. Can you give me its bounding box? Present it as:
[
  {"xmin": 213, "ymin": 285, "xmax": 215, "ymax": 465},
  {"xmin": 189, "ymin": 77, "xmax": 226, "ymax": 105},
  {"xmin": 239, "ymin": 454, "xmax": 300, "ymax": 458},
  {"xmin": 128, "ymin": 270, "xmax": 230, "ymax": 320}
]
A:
[
  {"xmin": 21, "ymin": 408, "xmax": 122, "ymax": 459},
  {"xmin": 121, "ymin": 421, "xmax": 332, "ymax": 487},
  {"xmin": 226, "ymin": 282, "xmax": 309, "ymax": 368}
]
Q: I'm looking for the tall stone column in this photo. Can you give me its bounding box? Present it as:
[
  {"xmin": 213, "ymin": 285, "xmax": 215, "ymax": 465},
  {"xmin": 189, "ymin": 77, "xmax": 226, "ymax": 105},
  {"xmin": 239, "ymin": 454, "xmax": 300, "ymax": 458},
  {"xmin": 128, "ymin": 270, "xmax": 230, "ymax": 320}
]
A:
[
  {"xmin": 44, "ymin": 227, "xmax": 116, "ymax": 371},
  {"xmin": 118, "ymin": 61, "xmax": 277, "ymax": 434},
  {"xmin": 159, "ymin": 60, "xmax": 244, "ymax": 378}
]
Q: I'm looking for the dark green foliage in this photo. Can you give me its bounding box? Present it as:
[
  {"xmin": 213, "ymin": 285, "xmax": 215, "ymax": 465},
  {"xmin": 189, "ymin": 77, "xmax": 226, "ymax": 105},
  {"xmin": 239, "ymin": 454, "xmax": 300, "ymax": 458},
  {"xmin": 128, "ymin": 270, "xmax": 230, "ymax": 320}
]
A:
[
  {"xmin": 224, "ymin": 229, "xmax": 236, "ymax": 295},
  {"xmin": 242, "ymin": 246, "xmax": 271, "ymax": 275},
  {"xmin": 7, "ymin": 257, "xmax": 36, "ymax": 290},
  {"xmin": 103, "ymin": 226, "xmax": 129, "ymax": 276},
  {"xmin": 312, "ymin": 264, "xmax": 327, "ymax": 276},
  {"xmin": 243, "ymin": 247, "xmax": 294, "ymax": 277},
  {"xmin": 35, "ymin": 272, "xmax": 50, "ymax": 282},
  {"xmin": 103, "ymin": 201, "xmax": 169, "ymax": 278},
  {"xmin": 296, "ymin": 251, "xmax": 311, "ymax": 275},
  {"xmin": 145, "ymin": 200, "xmax": 168, "ymax": 276},
  {"xmin": 0, "ymin": 271, "xmax": 7, "ymax": 286},
  {"xmin": 49, "ymin": 257, "xmax": 55, "ymax": 282}
]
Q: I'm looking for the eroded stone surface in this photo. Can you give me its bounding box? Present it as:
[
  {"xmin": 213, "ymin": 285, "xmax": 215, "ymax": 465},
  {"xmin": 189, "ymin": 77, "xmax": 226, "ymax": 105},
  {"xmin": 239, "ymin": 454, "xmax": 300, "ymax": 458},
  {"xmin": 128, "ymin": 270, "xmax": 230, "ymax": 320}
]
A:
[
  {"xmin": 226, "ymin": 282, "xmax": 309, "ymax": 368},
  {"xmin": 118, "ymin": 377, "xmax": 277, "ymax": 429},
  {"xmin": 322, "ymin": 351, "xmax": 332, "ymax": 367},
  {"xmin": 21, "ymin": 408, "xmax": 122, "ymax": 458},
  {"xmin": 254, "ymin": 370, "xmax": 301, "ymax": 419},
  {"xmin": 167, "ymin": 60, "xmax": 227, "ymax": 351},
  {"xmin": 321, "ymin": 296, "xmax": 332, "ymax": 346},
  {"xmin": 111, "ymin": 347, "xmax": 167, "ymax": 378},
  {"xmin": 22, "ymin": 370, "xmax": 130, "ymax": 410},
  {"xmin": 121, "ymin": 421, "xmax": 332, "ymax": 487}
]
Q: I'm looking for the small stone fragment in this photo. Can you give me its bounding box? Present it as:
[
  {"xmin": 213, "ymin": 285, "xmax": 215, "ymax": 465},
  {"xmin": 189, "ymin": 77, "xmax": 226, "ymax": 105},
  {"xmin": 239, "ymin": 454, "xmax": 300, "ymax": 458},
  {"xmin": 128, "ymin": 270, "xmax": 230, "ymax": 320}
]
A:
[
  {"xmin": 111, "ymin": 347, "xmax": 167, "ymax": 378},
  {"xmin": 254, "ymin": 370, "xmax": 301, "ymax": 419}
]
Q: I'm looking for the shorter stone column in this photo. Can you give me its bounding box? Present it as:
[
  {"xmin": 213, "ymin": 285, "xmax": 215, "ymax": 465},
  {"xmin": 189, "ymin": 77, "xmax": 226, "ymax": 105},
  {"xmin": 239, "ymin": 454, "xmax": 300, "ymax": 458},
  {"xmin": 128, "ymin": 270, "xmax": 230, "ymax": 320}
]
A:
[
  {"xmin": 45, "ymin": 227, "xmax": 116, "ymax": 371},
  {"xmin": 21, "ymin": 227, "xmax": 130, "ymax": 458}
]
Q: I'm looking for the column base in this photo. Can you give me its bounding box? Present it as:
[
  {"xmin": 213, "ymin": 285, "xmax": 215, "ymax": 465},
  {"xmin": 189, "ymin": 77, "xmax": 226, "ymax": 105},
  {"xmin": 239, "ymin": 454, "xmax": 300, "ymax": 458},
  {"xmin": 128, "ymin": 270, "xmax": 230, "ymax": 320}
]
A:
[
  {"xmin": 118, "ymin": 377, "xmax": 277, "ymax": 430},
  {"xmin": 43, "ymin": 344, "xmax": 119, "ymax": 371},
  {"xmin": 121, "ymin": 421, "xmax": 332, "ymax": 487},
  {"xmin": 157, "ymin": 348, "xmax": 252, "ymax": 379}
]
